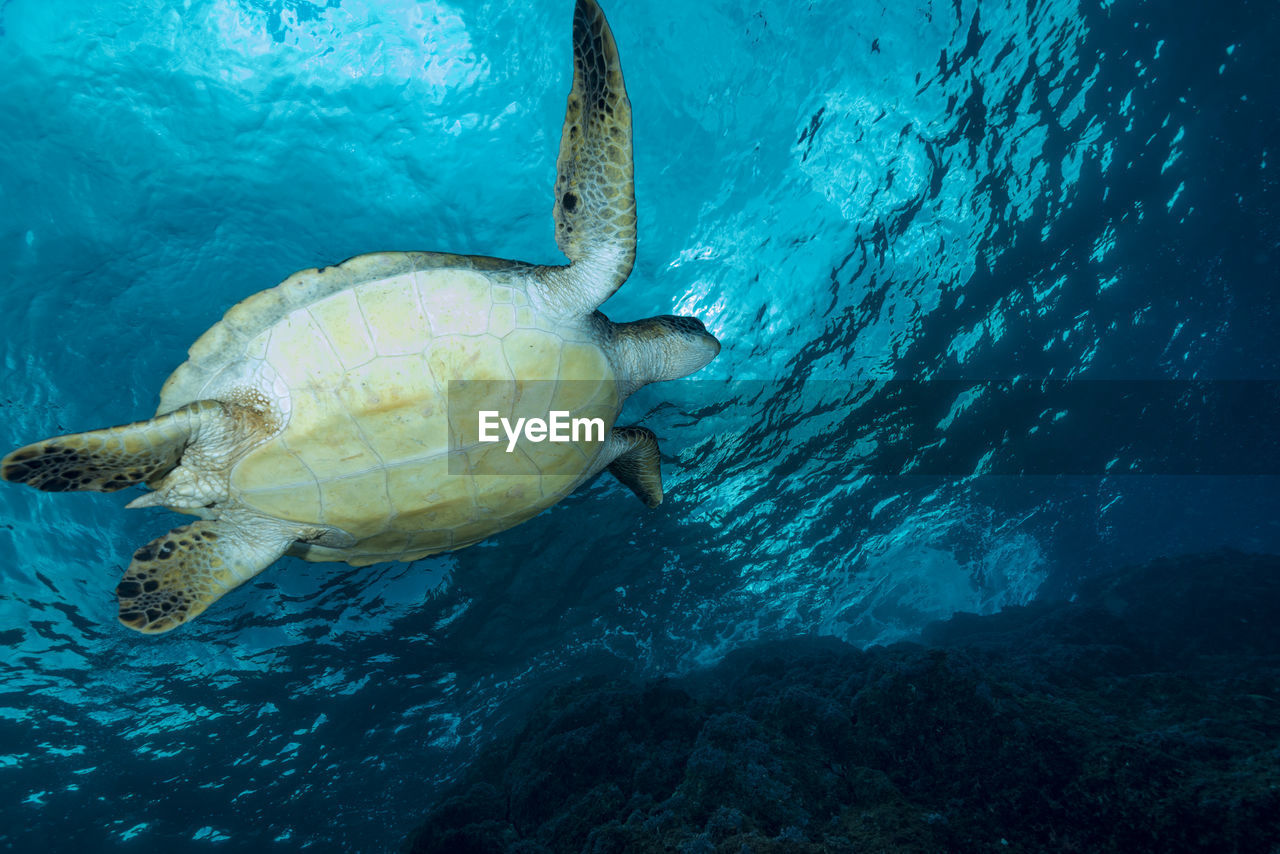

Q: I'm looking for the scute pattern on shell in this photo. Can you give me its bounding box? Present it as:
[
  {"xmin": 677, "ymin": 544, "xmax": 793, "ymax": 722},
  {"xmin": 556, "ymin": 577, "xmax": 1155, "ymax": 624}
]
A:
[
  {"xmin": 157, "ymin": 252, "xmax": 526, "ymax": 416},
  {"xmin": 160, "ymin": 253, "xmax": 619, "ymax": 566}
]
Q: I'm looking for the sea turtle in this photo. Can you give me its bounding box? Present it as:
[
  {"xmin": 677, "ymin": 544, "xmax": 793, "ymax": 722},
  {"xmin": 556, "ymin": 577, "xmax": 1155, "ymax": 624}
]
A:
[{"xmin": 1, "ymin": 0, "xmax": 720, "ymax": 634}]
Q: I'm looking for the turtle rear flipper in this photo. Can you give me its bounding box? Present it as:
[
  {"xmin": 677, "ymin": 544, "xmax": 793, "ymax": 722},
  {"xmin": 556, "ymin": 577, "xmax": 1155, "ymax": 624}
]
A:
[
  {"xmin": 117, "ymin": 515, "xmax": 298, "ymax": 634},
  {"xmin": 1, "ymin": 400, "xmax": 224, "ymax": 492}
]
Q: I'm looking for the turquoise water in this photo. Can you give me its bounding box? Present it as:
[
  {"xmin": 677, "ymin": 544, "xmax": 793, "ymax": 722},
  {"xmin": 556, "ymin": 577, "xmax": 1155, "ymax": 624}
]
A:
[{"xmin": 1, "ymin": 0, "xmax": 1277, "ymax": 849}]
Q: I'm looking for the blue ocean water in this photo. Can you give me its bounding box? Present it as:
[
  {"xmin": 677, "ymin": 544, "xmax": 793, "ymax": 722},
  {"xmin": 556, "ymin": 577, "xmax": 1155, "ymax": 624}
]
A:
[{"xmin": 0, "ymin": 0, "xmax": 1277, "ymax": 850}]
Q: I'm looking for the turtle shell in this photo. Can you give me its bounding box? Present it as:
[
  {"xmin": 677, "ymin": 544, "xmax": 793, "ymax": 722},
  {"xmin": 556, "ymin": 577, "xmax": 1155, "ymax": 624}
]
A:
[{"xmin": 157, "ymin": 252, "xmax": 619, "ymax": 566}]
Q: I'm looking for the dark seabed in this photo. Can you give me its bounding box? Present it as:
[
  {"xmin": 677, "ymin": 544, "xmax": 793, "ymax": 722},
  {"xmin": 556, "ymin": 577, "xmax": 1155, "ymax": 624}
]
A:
[
  {"xmin": 405, "ymin": 552, "xmax": 1280, "ymax": 853},
  {"xmin": 0, "ymin": 0, "xmax": 1276, "ymax": 851}
]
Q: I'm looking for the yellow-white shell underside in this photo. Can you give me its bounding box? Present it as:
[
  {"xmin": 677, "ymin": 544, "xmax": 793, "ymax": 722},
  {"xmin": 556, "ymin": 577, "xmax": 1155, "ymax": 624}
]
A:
[{"xmin": 158, "ymin": 254, "xmax": 618, "ymax": 566}]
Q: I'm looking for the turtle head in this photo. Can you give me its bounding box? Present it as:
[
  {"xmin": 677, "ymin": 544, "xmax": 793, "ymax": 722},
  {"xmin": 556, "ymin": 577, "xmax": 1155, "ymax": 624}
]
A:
[
  {"xmin": 651, "ymin": 315, "xmax": 721, "ymax": 378},
  {"xmin": 612, "ymin": 314, "xmax": 721, "ymax": 392}
]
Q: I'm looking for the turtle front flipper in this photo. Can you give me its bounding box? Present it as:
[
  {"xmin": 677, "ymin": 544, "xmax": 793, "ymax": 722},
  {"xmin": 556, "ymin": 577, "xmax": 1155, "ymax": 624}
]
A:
[
  {"xmin": 1, "ymin": 400, "xmax": 223, "ymax": 493},
  {"xmin": 548, "ymin": 0, "xmax": 636, "ymax": 313},
  {"xmin": 599, "ymin": 426, "xmax": 663, "ymax": 507},
  {"xmin": 117, "ymin": 515, "xmax": 298, "ymax": 634}
]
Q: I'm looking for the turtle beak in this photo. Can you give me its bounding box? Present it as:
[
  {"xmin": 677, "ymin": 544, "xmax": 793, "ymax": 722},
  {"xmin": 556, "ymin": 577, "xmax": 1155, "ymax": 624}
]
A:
[{"xmin": 668, "ymin": 315, "xmax": 721, "ymax": 376}]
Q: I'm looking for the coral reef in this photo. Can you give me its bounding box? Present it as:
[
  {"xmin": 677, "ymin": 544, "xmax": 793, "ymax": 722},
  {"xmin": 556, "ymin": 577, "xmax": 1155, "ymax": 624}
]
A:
[{"xmin": 404, "ymin": 552, "xmax": 1280, "ymax": 853}]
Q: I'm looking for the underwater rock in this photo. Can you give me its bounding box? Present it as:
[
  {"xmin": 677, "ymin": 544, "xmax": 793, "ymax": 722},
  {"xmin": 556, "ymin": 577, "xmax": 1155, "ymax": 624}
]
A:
[{"xmin": 404, "ymin": 551, "xmax": 1280, "ymax": 853}]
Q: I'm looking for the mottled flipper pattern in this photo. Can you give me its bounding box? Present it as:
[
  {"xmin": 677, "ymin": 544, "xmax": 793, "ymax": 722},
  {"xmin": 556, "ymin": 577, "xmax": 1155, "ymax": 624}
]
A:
[
  {"xmin": 117, "ymin": 517, "xmax": 295, "ymax": 634},
  {"xmin": 552, "ymin": 0, "xmax": 635, "ymax": 303},
  {"xmin": 605, "ymin": 426, "xmax": 663, "ymax": 507},
  {"xmin": 0, "ymin": 401, "xmax": 221, "ymax": 492}
]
